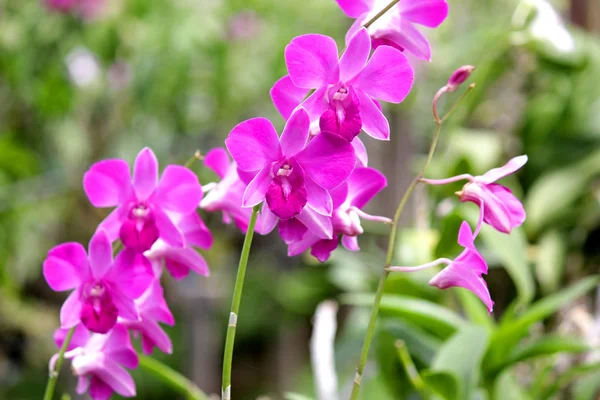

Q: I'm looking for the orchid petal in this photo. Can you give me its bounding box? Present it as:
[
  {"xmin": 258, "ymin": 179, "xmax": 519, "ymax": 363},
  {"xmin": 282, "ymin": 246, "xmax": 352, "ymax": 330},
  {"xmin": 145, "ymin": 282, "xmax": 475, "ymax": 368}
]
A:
[
  {"xmin": 478, "ymin": 155, "xmax": 528, "ymax": 184},
  {"xmin": 342, "ymin": 235, "xmax": 360, "ymax": 251},
  {"xmin": 280, "ymin": 108, "xmax": 310, "ymax": 157},
  {"xmin": 305, "ymin": 177, "xmax": 333, "ymax": 216},
  {"xmin": 154, "ymin": 165, "xmax": 203, "ymax": 214},
  {"xmin": 285, "ymin": 34, "xmax": 340, "ymax": 89},
  {"xmin": 311, "ymin": 239, "xmax": 339, "ymax": 262},
  {"xmin": 278, "ymin": 219, "xmax": 308, "ymax": 244},
  {"xmin": 429, "ymin": 262, "xmax": 493, "ymax": 313},
  {"xmin": 398, "ymin": 0, "xmax": 449, "ymax": 27},
  {"xmin": 60, "ymin": 290, "xmax": 83, "ymax": 329},
  {"xmin": 154, "ymin": 208, "xmax": 185, "ymax": 247},
  {"xmin": 296, "ymin": 206, "xmax": 333, "ymax": 239},
  {"xmin": 334, "ymin": 0, "xmax": 371, "ymax": 18},
  {"xmin": 256, "ymin": 202, "xmax": 279, "ymax": 235},
  {"xmin": 242, "ymin": 167, "xmax": 273, "ymax": 207},
  {"xmin": 340, "ymin": 28, "xmax": 371, "ymax": 82},
  {"xmin": 88, "ymin": 230, "xmax": 113, "ymax": 280},
  {"xmin": 355, "ymin": 90, "xmax": 389, "ymax": 140},
  {"xmin": 83, "ymin": 159, "xmax": 132, "ymax": 208},
  {"xmin": 352, "ymin": 136, "xmax": 369, "ymax": 167},
  {"xmin": 44, "ymin": 243, "xmax": 89, "ymax": 291},
  {"xmin": 204, "ymin": 148, "xmax": 230, "ymax": 179},
  {"xmin": 301, "ymin": 86, "xmax": 329, "ymax": 120},
  {"xmin": 133, "ymin": 148, "xmax": 159, "ymax": 201},
  {"xmin": 346, "ymin": 167, "xmax": 387, "ymax": 209},
  {"xmin": 270, "ymin": 75, "xmax": 309, "ymax": 120},
  {"xmin": 226, "ymin": 118, "xmax": 282, "ymax": 172}
]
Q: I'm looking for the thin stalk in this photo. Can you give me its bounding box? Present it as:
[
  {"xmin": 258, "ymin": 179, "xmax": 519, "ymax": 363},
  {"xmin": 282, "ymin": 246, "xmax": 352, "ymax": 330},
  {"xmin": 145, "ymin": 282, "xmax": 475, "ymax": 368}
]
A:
[
  {"xmin": 43, "ymin": 326, "xmax": 76, "ymax": 400},
  {"xmin": 139, "ymin": 355, "xmax": 208, "ymax": 400},
  {"xmin": 363, "ymin": 0, "xmax": 401, "ymax": 28},
  {"xmin": 221, "ymin": 204, "xmax": 260, "ymax": 400},
  {"xmin": 185, "ymin": 150, "xmax": 203, "ymax": 169},
  {"xmin": 395, "ymin": 340, "xmax": 429, "ymax": 399},
  {"xmin": 349, "ymin": 84, "xmax": 475, "ymax": 400}
]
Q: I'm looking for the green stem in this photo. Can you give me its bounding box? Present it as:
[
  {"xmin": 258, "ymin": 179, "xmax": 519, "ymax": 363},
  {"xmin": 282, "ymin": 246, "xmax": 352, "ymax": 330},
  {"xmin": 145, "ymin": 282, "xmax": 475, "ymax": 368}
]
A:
[
  {"xmin": 139, "ymin": 355, "xmax": 208, "ymax": 400},
  {"xmin": 221, "ymin": 204, "xmax": 260, "ymax": 400},
  {"xmin": 185, "ymin": 150, "xmax": 203, "ymax": 169},
  {"xmin": 349, "ymin": 83, "xmax": 476, "ymax": 400},
  {"xmin": 396, "ymin": 341, "xmax": 430, "ymax": 399},
  {"xmin": 43, "ymin": 326, "xmax": 76, "ymax": 400},
  {"xmin": 363, "ymin": 0, "xmax": 401, "ymax": 28}
]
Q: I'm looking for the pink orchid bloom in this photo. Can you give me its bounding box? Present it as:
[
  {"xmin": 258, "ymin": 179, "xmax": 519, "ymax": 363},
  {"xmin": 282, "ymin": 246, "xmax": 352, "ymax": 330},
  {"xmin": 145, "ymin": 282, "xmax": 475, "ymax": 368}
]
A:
[
  {"xmin": 336, "ymin": 0, "xmax": 449, "ymax": 61},
  {"xmin": 287, "ymin": 167, "xmax": 390, "ymax": 262},
  {"xmin": 45, "ymin": 0, "xmax": 105, "ymax": 19},
  {"xmin": 53, "ymin": 324, "xmax": 138, "ymax": 400},
  {"xmin": 389, "ymin": 221, "xmax": 493, "ymax": 313},
  {"xmin": 43, "ymin": 230, "xmax": 153, "ymax": 333},
  {"xmin": 422, "ymin": 155, "xmax": 528, "ymax": 234},
  {"xmin": 144, "ymin": 212, "xmax": 212, "ymax": 280},
  {"xmin": 83, "ymin": 147, "xmax": 204, "ymax": 251},
  {"xmin": 271, "ymin": 28, "xmax": 414, "ymax": 141},
  {"xmin": 200, "ymin": 148, "xmax": 254, "ymax": 232},
  {"xmin": 225, "ymin": 107, "xmax": 356, "ymax": 220},
  {"xmin": 120, "ymin": 280, "xmax": 175, "ymax": 355}
]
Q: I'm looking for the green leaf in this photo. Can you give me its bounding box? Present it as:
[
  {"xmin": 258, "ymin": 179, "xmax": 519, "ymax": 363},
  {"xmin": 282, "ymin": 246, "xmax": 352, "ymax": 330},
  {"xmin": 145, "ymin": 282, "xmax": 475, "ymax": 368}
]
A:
[
  {"xmin": 525, "ymin": 148, "xmax": 600, "ymax": 234},
  {"xmin": 573, "ymin": 370, "xmax": 600, "ymax": 400},
  {"xmin": 478, "ymin": 223, "xmax": 534, "ymax": 305},
  {"xmin": 342, "ymin": 294, "xmax": 466, "ymax": 338},
  {"xmin": 535, "ymin": 230, "xmax": 567, "ymax": 295},
  {"xmin": 431, "ymin": 325, "xmax": 489, "ymax": 400},
  {"xmin": 422, "ymin": 371, "xmax": 459, "ymax": 400},
  {"xmin": 382, "ymin": 320, "xmax": 442, "ymax": 365},
  {"xmin": 540, "ymin": 362, "xmax": 600, "ymax": 399},
  {"xmin": 494, "ymin": 371, "xmax": 532, "ymax": 400}
]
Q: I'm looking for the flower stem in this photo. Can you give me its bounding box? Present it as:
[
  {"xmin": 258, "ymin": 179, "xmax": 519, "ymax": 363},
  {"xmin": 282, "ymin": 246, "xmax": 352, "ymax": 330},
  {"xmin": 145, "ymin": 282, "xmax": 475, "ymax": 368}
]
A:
[
  {"xmin": 363, "ymin": 0, "xmax": 401, "ymax": 29},
  {"xmin": 221, "ymin": 204, "xmax": 260, "ymax": 400},
  {"xmin": 43, "ymin": 326, "xmax": 75, "ymax": 400},
  {"xmin": 139, "ymin": 355, "xmax": 208, "ymax": 400}
]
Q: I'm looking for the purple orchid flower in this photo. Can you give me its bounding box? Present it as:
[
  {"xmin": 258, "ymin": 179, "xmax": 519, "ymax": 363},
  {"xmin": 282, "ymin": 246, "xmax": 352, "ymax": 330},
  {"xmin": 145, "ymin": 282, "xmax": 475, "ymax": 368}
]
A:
[
  {"xmin": 287, "ymin": 167, "xmax": 390, "ymax": 262},
  {"xmin": 120, "ymin": 280, "xmax": 175, "ymax": 355},
  {"xmin": 43, "ymin": 230, "xmax": 153, "ymax": 333},
  {"xmin": 83, "ymin": 147, "xmax": 204, "ymax": 251},
  {"xmin": 389, "ymin": 221, "xmax": 493, "ymax": 313},
  {"xmin": 271, "ymin": 28, "xmax": 414, "ymax": 141},
  {"xmin": 422, "ymin": 155, "xmax": 528, "ymax": 234},
  {"xmin": 225, "ymin": 107, "xmax": 356, "ymax": 219},
  {"xmin": 53, "ymin": 324, "xmax": 138, "ymax": 400},
  {"xmin": 144, "ymin": 212, "xmax": 212, "ymax": 280},
  {"xmin": 336, "ymin": 0, "xmax": 449, "ymax": 61}
]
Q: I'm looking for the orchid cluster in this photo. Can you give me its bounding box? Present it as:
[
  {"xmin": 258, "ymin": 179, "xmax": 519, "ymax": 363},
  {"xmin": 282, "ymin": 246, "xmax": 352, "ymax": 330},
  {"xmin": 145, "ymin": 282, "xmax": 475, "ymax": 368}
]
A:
[{"xmin": 42, "ymin": 0, "xmax": 529, "ymax": 399}]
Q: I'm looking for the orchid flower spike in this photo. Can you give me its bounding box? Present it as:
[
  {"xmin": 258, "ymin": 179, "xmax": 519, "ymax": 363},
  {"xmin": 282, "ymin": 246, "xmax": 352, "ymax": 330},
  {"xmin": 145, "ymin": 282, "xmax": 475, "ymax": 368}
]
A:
[
  {"xmin": 389, "ymin": 221, "xmax": 494, "ymax": 313},
  {"xmin": 43, "ymin": 230, "xmax": 154, "ymax": 333},
  {"xmin": 433, "ymin": 65, "xmax": 476, "ymax": 123},
  {"xmin": 422, "ymin": 155, "xmax": 528, "ymax": 234},
  {"xmin": 83, "ymin": 147, "xmax": 205, "ymax": 252},
  {"xmin": 271, "ymin": 28, "xmax": 414, "ymax": 141},
  {"xmin": 335, "ymin": 0, "xmax": 449, "ymax": 61},
  {"xmin": 225, "ymin": 107, "xmax": 356, "ymax": 220}
]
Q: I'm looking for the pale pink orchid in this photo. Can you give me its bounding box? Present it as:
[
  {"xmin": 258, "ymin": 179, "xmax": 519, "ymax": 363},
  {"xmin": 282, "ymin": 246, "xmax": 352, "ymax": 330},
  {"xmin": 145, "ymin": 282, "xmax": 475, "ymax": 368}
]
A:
[
  {"xmin": 336, "ymin": 0, "xmax": 449, "ymax": 61},
  {"xmin": 120, "ymin": 281, "xmax": 175, "ymax": 355},
  {"xmin": 422, "ymin": 155, "xmax": 528, "ymax": 234},
  {"xmin": 43, "ymin": 230, "xmax": 153, "ymax": 333},
  {"xmin": 287, "ymin": 167, "xmax": 390, "ymax": 262},
  {"xmin": 225, "ymin": 107, "xmax": 356, "ymax": 220},
  {"xmin": 83, "ymin": 147, "xmax": 204, "ymax": 251},
  {"xmin": 53, "ymin": 324, "xmax": 138, "ymax": 400},
  {"xmin": 271, "ymin": 28, "xmax": 414, "ymax": 141},
  {"xmin": 389, "ymin": 221, "xmax": 493, "ymax": 313}
]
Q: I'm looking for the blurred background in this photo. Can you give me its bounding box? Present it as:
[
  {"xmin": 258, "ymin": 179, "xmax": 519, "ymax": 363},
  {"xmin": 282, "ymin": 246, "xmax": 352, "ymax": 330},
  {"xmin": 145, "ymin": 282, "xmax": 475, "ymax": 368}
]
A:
[{"xmin": 1, "ymin": 0, "xmax": 599, "ymax": 399}]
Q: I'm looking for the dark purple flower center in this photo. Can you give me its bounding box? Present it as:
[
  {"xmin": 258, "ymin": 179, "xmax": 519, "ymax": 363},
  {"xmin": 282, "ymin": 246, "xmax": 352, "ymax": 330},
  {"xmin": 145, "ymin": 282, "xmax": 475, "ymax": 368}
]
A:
[
  {"xmin": 119, "ymin": 203, "xmax": 159, "ymax": 252},
  {"xmin": 265, "ymin": 161, "xmax": 307, "ymax": 220},
  {"xmin": 321, "ymin": 85, "xmax": 362, "ymax": 141},
  {"xmin": 80, "ymin": 282, "xmax": 118, "ymax": 334}
]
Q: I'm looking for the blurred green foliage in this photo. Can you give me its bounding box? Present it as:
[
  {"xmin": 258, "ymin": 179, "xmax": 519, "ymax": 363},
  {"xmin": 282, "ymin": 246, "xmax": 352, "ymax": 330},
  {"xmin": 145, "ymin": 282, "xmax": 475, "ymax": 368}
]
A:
[{"xmin": 1, "ymin": 0, "xmax": 599, "ymax": 399}]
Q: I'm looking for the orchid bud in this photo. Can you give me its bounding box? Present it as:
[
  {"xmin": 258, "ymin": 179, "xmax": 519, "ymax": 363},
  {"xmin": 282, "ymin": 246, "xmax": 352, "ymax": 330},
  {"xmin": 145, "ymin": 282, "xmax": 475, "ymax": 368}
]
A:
[{"xmin": 446, "ymin": 65, "xmax": 476, "ymax": 92}]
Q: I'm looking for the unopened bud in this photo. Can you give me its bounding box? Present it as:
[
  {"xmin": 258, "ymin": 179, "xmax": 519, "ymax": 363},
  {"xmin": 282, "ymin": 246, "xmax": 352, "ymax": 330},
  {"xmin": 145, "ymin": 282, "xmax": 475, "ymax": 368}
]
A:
[{"xmin": 446, "ymin": 65, "xmax": 475, "ymax": 92}]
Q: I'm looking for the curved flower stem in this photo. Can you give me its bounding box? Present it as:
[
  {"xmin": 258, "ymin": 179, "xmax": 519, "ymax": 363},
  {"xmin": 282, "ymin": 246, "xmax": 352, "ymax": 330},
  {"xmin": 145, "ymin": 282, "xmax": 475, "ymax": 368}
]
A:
[
  {"xmin": 43, "ymin": 326, "xmax": 75, "ymax": 400},
  {"xmin": 139, "ymin": 355, "xmax": 208, "ymax": 400},
  {"xmin": 349, "ymin": 84, "xmax": 475, "ymax": 400},
  {"xmin": 221, "ymin": 204, "xmax": 260, "ymax": 400},
  {"xmin": 363, "ymin": 0, "xmax": 401, "ymax": 28}
]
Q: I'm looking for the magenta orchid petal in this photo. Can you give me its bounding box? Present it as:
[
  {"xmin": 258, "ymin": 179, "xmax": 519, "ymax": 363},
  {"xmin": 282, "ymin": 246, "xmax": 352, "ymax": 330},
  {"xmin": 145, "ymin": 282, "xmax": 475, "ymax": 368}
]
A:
[
  {"xmin": 280, "ymin": 108, "xmax": 310, "ymax": 157},
  {"xmin": 110, "ymin": 250, "xmax": 154, "ymax": 299},
  {"xmin": 256, "ymin": 203, "xmax": 279, "ymax": 235},
  {"xmin": 287, "ymin": 232, "xmax": 320, "ymax": 257},
  {"xmin": 355, "ymin": 90, "xmax": 390, "ymax": 140},
  {"xmin": 60, "ymin": 289, "xmax": 83, "ymax": 329},
  {"xmin": 301, "ymin": 86, "xmax": 330, "ymax": 120},
  {"xmin": 305, "ymin": 177, "xmax": 333, "ymax": 216},
  {"xmin": 242, "ymin": 166, "xmax": 273, "ymax": 207},
  {"xmin": 351, "ymin": 136, "xmax": 369, "ymax": 167},
  {"xmin": 153, "ymin": 208, "xmax": 185, "ymax": 247},
  {"xmin": 462, "ymin": 183, "xmax": 525, "ymax": 234},
  {"xmin": 132, "ymin": 148, "xmax": 159, "ymax": 201},
  {"xmin": 346, "ymin": 167, "xmax": 388, "ymax": 208},
  {"xmin": 342, "ymin": 235, "xmax": 360, "ymax": 252},
  {"xmin": 88, "ymin": 378, "xmax": 115, "ymax": 400},
  {"xmin": 278, "ymin": 218, "xmax": 308, "ymax": 244},
  {"xmin": 164, "ymin": 246, "xmax": 210, "ymax": 278},
  {"xmin": 350, "ymin": 46, "xmax": 414, "ymax": 103},
  {"xmin": 487, "ymin": 184, "xmax": 526, "ymax": 228},
  {"xmin": 178, "ymin": 212, "xmax": 213, "ymax": 249},
  {"xmin": 101, "ymin": 325, "xmax": 139, "ymax": 369},
  {"xmin": 296, "ymin": 206, "xmax": 333, "ymax": 240},
  {"xmin": 98, "ymin": 206, "xmax": 127, "ymax": 241},
  {"xmin": 44, "ymin": 243, "xmax": 89, "ymax": 291},
  {"xmin": 398, "ymin": 0, "xmax": 449, "ymax": 27},
  {"xmin": 92, "ymin": 359, "xmax": 136, "ymax": 397},
  {"xmin": 265, "ymin": 171, "xmax": 308, "ymax": 220},
  {"xmin": 154, "ymin": 165, "xmax": 203, "ymax": 214},
  {"xmin": 477, "ymin": 155, "xmax": 528, "ymax": 185},
  {"xmin": 270, "ymin": 75, "xmax": 309, "ymax": 120},
  {"xmin": 334, "ymin": 0, "xmax": 371, "ymax": 18},
  {"xmin": 54, "ymin": 324, "xmax": 91, "ymax": 351},
  {"xmin": 311, "ymin": 239, "xmax": 339, "ymax": 262},
  {"xmin": 76, "ymin": 376, "xmax": 91, "ymax": 396},
  {"xmin": 83, "ymin": 159, "xmax": 132, "ymax": 208},
  {"xmin": 204, "ymin": 148, "xmax": 231, "ymax": 179},
  {"xmin": 285, "ymin": 34, "xmax": 340, "ymax": 89},
  {"xmin": 140, "ymin": 319, "xmax": 173, "ymax": 355},
  {"xmin": 339, "ymin": 28, "xmax": 371, "ymax": 82},
  {"xmin": 108, "ymin": 290, "xmax": 138, "ymax": 321},
  {"xmin": 226, "ymin": 118, "xmax": 282, "ymax": 172},
  {"xmin": 136, "ymin": 280, "xmax": 175, "ymax": 325},
  {"xmin": 330, "ymin": 182, "xmax": 350, "ymax": 209},
  {"xmin": 295, "ymin": 132, "xmax": 356, "ymax": 190},
  {"xmin": 387, "ymin": 19, "xmax": 432, "ymax": 61},
  {"xmin": 88, "ymin": 230, "xmax": 113, "ymax": 280}
]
